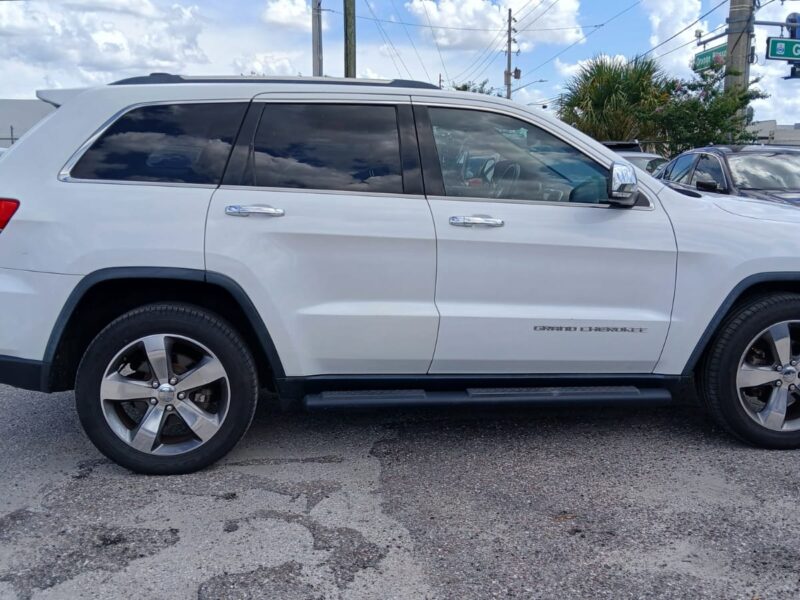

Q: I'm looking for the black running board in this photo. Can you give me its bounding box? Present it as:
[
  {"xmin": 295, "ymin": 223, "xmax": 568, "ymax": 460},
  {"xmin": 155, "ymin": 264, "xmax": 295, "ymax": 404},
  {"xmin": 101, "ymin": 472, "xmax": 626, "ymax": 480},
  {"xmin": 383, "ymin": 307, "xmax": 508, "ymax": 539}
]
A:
[{"xmin": 303, "ymin": 386, "xmax": 672, "ymax": 410}]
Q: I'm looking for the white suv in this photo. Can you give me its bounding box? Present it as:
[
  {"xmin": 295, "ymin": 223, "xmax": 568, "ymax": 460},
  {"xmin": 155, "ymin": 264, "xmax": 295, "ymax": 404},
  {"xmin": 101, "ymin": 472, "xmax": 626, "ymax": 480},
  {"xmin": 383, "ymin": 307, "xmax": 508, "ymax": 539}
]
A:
[{"xmin": 2, "ymin": 74, "xmax": 800, "ymax": 473}]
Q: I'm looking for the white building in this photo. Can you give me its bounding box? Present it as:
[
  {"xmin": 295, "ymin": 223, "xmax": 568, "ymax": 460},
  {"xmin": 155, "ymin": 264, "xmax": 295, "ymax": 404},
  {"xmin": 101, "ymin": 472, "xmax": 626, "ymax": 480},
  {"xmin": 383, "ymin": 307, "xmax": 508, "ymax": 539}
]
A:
[
  {"xmin": 749, "ymin": 120, "xmax": 800, "ymax": 147},
  {"xmin": 0, "ymin": 99, "xmax": 55, "ymax": 148}
]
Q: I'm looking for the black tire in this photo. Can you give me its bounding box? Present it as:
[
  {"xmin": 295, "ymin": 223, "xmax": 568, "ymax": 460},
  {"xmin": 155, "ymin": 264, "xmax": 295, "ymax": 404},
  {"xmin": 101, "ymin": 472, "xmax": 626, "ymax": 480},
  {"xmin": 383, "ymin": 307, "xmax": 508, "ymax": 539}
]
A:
[
  {"xmin": 75, "ymin": 303, "xmax": 258, "ymax": 474},
  {"xmin": 700, "ymin": 293, "xmax": 800, "ymax": 449}
]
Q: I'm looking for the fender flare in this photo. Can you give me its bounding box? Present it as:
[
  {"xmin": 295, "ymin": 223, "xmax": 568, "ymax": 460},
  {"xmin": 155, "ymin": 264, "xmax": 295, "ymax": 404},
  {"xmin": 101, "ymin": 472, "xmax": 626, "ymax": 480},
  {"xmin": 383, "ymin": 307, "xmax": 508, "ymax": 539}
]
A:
[
  {"xmin": 42, "ymin": 267, "xmax": 285, "ymax": 390},
  {"xmin": 682, "ymin": 271, "xmax": 800, "ymax": 376}
]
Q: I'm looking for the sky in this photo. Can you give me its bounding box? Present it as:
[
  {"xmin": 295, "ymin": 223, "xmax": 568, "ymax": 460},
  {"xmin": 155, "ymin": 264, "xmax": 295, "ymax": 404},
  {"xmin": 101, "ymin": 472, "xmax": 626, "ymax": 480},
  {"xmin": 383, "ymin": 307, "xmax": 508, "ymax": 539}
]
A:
[{"xmin": 0, "ymin": 0, "xmax": 798, "ymax": 123}]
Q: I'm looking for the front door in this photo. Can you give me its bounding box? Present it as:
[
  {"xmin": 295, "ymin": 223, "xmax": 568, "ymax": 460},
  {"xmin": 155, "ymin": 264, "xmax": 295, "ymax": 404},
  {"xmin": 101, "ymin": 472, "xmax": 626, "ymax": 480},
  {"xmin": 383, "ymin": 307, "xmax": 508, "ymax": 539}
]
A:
[
  {"xmin": 415, "ymin": 102, "xmax": 677, "ymax": 374},
  {"xmin": 206, "ymin": 97, "xmax": 438, "ymax": 377}
]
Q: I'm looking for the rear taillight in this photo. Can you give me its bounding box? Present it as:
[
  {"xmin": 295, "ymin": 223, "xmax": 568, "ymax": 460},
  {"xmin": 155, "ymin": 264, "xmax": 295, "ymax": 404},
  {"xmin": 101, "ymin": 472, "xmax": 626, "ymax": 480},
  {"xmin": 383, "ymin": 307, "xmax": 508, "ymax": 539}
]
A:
[{"xmin": 0, "ymin": 199, "xmax": 19, "ymax": 231}]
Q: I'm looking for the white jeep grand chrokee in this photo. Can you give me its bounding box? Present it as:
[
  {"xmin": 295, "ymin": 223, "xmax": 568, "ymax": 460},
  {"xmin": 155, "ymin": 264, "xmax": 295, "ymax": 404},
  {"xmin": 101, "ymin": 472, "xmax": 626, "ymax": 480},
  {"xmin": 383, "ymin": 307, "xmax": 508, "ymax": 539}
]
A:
[{"xmin": 1, "ymin": 74, "xmax": 799, "ymax": 473}]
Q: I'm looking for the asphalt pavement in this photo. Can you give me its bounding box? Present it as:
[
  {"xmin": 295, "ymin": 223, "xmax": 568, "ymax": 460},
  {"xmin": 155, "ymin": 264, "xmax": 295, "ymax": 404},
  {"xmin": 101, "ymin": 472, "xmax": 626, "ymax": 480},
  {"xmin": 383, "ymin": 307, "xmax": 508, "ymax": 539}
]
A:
[{"xmin": 1, "ymin": 386, "xmax": 799, "ymax": 599}]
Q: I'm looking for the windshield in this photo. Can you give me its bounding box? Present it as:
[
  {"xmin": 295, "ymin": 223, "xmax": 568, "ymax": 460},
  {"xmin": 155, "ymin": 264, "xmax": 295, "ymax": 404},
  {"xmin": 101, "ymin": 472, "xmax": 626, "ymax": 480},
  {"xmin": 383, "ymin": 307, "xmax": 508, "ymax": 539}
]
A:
[{"xmin": 727, "ymin": 152, "xmax": 800, "ymax": 190}]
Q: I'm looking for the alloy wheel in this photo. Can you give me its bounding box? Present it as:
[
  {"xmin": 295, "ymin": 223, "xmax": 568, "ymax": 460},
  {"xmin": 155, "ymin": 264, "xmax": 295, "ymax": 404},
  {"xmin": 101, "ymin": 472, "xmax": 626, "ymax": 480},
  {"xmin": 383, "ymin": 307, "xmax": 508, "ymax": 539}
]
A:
[{"xmin": 99, "ymin": 334, "xmax": 230, "ymax": 455}]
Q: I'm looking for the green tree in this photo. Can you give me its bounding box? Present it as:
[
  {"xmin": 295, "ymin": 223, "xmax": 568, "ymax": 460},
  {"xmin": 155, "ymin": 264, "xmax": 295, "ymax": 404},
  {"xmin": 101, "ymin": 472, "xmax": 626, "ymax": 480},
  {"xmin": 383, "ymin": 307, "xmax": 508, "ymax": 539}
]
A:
[
  {"xmin": 453, "ymin": 79, "xmax": 502, "ymax": 96},
  {"xmin": 557, "ymin": 56, "xmax": 671, "ymax": 142},
  {"xmin": 654, "ymin": 65, "xmax": 767, "ymax": 156}
]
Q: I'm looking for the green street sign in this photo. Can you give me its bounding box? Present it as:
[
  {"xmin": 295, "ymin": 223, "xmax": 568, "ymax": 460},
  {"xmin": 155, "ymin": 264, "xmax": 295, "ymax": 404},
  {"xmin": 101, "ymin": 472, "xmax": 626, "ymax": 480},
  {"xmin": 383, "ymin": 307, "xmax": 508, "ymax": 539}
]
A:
[
  {"xmin": 693, "ymin": 43, "xmax": 727, "ymax": 72},
  {"xmin": 766, "ymin": 37, "xmax": 800, "ymax": 61}
]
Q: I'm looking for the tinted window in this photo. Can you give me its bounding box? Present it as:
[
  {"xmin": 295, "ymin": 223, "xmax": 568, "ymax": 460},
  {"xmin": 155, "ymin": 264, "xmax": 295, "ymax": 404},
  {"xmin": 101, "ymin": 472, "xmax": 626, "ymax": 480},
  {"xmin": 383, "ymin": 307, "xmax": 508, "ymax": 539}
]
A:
[
  {"xmin": 71, "ymin": 103, "xmax": 247, "ymax": 184},
  {"xmin": 249, "ymin": 104, "xmax": 403, "ymax": 193},
  {"xmin": 727, "ymin": 152, "xmax": 800, "ymax": 190},
  {"xmin": 666, "ymin": 154, "xmax": 697, "ymax": 184},
  {"xmin": 428, "ymin": 108, "xmax": 609, "ymax": 204},
  {"xmin": 691, "ymin": 155, "xmax": 725, "ymax": 189}
]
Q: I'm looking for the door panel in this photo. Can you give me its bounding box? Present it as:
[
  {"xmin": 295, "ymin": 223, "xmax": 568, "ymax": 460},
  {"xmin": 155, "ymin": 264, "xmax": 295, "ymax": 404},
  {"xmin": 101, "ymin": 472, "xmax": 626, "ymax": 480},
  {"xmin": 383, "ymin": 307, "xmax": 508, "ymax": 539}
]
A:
[
  {"xmin": 416, "ymin": 102, "xmax": 677, "ymax": 374},
  {"xmin": 428, "ymin": 198, "xmax": 676, "ymax": 373},
  {"xmin": 206, "ymin": 98, "xmax": 438, "ymax": 377}
]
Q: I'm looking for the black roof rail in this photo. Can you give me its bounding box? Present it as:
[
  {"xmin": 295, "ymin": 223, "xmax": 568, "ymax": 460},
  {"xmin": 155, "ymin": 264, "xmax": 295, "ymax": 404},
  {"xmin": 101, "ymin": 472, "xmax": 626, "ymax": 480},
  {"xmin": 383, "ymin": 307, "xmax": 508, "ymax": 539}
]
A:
[{"xmin": 110, "ymin": 73, "xmax": 441, "ymax": 90}]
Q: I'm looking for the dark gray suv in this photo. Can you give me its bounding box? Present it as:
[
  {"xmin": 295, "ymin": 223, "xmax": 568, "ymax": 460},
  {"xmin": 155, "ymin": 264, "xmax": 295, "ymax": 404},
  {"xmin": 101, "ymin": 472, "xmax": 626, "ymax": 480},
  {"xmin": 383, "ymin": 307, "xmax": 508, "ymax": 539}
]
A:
[{"xmin": 656, "ymin": 145, "xmax": 800, "ymax": 205}]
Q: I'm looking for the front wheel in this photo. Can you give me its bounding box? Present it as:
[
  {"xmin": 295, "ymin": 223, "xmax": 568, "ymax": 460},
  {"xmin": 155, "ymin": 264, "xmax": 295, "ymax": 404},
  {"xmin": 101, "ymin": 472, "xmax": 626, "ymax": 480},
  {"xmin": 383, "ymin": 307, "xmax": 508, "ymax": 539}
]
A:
[
  {"xmin": 700, "ymin": 293, "xmax": 800, "ymax": 448},
  {"xmin": 75, "ymin": 304, "xmax": 258, "ymax": 474}
]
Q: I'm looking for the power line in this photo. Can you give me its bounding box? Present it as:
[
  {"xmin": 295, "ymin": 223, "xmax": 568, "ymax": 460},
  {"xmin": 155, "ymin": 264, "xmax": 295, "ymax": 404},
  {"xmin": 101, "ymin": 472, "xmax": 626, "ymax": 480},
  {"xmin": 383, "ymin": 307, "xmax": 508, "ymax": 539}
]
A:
[
  {"xmin": 388, "ymin": 0, "xmax": 432, "ymax": 82},
  {"xmin": 324, "ymin": 8, "xmax": 596, "ymax": 33},
  {"xmin": 420, "ymin": 0, "xmax": 450, "ymax": 85},
  {"xmin": 452, "ymin": 0, "xmax": 539, "ymax": 83},
  {"xmin": 658, "ymin": 22, "xmax": 726, "ymax": 59},
  {"xmin": 514, "ymin": 0, "xmax": 642, "ymax": 91},
  {"xmin": 638, "ymin": 0, "xmax": 728, "ymax": 58},
  {"xmin": 362, "ymin": 0, "xmax": 412, "ymax": 79}
]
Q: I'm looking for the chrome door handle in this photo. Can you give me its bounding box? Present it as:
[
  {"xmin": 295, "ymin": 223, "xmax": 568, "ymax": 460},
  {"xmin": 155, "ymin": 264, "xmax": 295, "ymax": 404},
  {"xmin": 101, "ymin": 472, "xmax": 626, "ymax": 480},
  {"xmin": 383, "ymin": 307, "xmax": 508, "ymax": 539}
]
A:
[
  {"xmin": 225, "ymin": 205, "xmax": 285, "ymax": 217},
  {"xmin": 449, "ymin": 215, "xmax": 504, "ymax": 227}
]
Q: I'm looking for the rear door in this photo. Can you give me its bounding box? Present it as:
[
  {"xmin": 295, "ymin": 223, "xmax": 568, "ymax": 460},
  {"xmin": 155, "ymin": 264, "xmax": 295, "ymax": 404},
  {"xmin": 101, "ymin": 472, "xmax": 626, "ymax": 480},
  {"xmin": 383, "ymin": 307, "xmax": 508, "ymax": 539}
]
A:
[{"xmin": 205, "ymin": 94, "xmax": 438, "ymax": 377}]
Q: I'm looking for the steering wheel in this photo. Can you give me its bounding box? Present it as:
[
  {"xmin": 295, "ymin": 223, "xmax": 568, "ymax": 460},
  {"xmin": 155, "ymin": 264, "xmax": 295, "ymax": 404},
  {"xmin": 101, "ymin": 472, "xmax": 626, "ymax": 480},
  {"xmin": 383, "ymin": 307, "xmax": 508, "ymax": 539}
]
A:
[{"xmin": 492, "ymin": 162, "xmax": 521, "ymax": 199}]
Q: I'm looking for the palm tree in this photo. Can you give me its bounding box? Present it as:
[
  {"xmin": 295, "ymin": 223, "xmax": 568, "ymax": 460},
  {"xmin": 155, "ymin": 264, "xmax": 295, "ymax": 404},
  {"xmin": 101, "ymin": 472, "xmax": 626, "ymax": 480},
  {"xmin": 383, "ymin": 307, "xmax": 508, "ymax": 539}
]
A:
[{"xmin": 557, "ymin": 56, "xmax": 671, "ymax": 143}]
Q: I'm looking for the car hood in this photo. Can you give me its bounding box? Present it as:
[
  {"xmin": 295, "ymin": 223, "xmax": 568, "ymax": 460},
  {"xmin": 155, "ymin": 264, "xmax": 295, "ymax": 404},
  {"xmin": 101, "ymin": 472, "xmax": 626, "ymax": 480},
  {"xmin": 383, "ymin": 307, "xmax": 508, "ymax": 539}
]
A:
[{"xmin": 714, "ymin": 194, "xmax": 800, "ymax": 223}]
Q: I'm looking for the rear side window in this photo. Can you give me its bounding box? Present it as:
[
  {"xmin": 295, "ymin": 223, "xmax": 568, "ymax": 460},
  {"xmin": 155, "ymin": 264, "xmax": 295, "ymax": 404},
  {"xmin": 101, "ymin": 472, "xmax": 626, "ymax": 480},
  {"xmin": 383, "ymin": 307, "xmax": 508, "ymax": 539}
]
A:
[
  {"xmin": 70, "ymin": 103, "xmax": 247, "ymax": 185},
  {"xmin": 247, "ymin": 104, "xmax": 403, "ymax": 194}
]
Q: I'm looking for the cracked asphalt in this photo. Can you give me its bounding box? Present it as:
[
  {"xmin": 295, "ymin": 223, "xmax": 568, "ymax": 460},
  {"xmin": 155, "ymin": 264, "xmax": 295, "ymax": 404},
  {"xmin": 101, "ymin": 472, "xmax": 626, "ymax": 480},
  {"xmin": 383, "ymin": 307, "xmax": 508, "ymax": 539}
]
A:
[{"xmin": 1, "ymin": 386, "xmax": 800, "ymax": 599}]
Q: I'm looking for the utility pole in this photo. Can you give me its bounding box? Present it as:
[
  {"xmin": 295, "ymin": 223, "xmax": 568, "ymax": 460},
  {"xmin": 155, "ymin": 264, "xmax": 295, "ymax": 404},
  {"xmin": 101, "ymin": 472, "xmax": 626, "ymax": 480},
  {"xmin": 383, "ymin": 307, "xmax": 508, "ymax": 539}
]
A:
[
  {"xmin": 344, "ymin": 0, "xmax": 356, "ymax": 78},
  {"xmin": 503, "ymin": 9, "xmax": 520, "ymax": 99},
  {"xmin": 725, "ymin": 0, "xmax": 755, "ymax": 92},
  {"xmin": 312, "ymin": 0, "xmax": 323, "ymax": 76},
  {"xmin": 505, "ymin": 9, "xmax": 513, "ymax": 98}
]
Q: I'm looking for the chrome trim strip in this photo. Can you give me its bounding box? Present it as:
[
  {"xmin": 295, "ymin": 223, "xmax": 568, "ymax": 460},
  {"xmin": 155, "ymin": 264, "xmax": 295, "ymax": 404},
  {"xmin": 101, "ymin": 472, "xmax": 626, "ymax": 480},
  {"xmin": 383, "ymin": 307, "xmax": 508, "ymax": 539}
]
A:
[
  {"xmin": 425, "ymin": 194, "xmax": 655, "ymax": 211},
  {"xmin": 217, "ymin": 184, "xmax": 426, "ymax": 200},
  {"xmin": 58, "ymin": 99, "xmax": 248, "ymax": 184}
]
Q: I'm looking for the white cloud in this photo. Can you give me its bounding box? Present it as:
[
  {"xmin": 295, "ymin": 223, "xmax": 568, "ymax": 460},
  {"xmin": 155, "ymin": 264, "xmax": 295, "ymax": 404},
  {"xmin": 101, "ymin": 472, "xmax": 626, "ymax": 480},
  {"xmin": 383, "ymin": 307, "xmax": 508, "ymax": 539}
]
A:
[
  {"xmin": 641, "ymin": 0, "xmax": 704, "ymax": 76},
  {"xmin": 405, "ymin": 0, "xmax": 584, "ymax": 52},
  {"xmin": 750, "ymin": 1, "xmax": 800, "ymax": 123},
  {"xmin": 261, "ymin": 0, "xmax": 328, "ymax": 32},
  {"xmin": 554, "ymin": 54, "xmax": 627, "ymax": 79},
  {"xmin": 0, "ymin": 0, "xmax": 207, "ymax": 91},
  {"xmin": 232, "ymin": 51, "xmax": 301, "ymax": 76}
]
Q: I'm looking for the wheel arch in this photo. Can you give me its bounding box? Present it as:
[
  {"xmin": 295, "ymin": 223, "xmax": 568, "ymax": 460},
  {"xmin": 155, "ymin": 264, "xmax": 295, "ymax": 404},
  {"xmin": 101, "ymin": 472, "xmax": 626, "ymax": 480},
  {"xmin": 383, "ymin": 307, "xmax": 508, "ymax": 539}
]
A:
[
  {"xmin": 44, "ymin": 267, "xmax": 284, "ymax": 392},
  {"xmin": 682, "ymin": 272, "xmax": 800, "ymax": 376}
]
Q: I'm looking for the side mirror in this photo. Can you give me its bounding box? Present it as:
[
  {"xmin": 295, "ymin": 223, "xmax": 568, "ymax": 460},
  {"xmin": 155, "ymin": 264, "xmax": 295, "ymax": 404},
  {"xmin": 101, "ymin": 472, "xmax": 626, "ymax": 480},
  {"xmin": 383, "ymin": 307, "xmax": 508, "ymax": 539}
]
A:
[
  {"xmin": 608, "ymin": 162, "xmax": 639, "ymax": 207},
  {"xmin": 696, "ymin": 180, "xmax": 724, "ymax": 193}
]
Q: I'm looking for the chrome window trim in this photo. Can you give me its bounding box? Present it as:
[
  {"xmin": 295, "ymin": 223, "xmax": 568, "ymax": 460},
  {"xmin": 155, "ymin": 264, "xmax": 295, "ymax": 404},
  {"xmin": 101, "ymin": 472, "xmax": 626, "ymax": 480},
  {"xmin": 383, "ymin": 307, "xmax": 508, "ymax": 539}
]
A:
[
  {"xmin": 218, "ymin": 184, "xmax": 425, "ymax": 200},
  {"xmin": 253, "ymin": 96, "xmax": 411, "ymax": 105},
  {"xmin": 425, "ymin": 194, "xmax": 655, "ymax": 211},
  {"xmin": 58, "ymin": 99, "xmax": 248, "ymax": 185}
]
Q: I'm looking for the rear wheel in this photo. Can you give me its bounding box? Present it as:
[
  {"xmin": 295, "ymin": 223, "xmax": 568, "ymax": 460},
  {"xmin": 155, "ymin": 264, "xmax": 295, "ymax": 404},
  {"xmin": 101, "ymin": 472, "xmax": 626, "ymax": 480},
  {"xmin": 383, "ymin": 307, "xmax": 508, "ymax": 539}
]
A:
[
  {"xmin": 75, "ymin": 304, "xmax": 258, "ymax": 474},
  {"xmin": 701, "ymin": 294, "xmax": 800, "ymax": 448}
]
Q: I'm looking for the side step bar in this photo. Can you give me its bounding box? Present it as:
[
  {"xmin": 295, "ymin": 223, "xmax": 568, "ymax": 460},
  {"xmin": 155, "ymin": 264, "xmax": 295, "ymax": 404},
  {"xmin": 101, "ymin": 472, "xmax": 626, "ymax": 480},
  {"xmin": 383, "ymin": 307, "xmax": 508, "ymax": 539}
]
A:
[{"xmin": 304, "ymin": 386, "xmax": 672, "ymax": 410}]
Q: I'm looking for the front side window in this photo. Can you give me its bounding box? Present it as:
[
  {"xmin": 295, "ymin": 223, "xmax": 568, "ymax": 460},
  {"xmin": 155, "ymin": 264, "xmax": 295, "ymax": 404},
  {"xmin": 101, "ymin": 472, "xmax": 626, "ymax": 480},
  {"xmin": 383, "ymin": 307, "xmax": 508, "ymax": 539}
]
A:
[
  {"xmin": 666, "ymin": 154, "xmax": 697, "ymax": 184},
  {"xmin": 71, "ymin": 103, "xmax": 247, "ymax": 184},
  {"xmin": 428, "ymin": 107, "xmax": 610, "ymax": 204},
  {"xmin": 248, "ymin": 104, "xmax": 403, "ymax": 194}
]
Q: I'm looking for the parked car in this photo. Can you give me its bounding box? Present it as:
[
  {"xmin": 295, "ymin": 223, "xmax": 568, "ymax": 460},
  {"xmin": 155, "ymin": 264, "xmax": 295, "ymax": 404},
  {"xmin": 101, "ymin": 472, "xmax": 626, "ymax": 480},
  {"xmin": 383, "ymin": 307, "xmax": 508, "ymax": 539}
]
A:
[
  {"xmin": 617, "ymin": 151, "xmax": 668, "ymax": 174},
  {"xmin": 3, "ymin": 74, "xmax": 800, "ymax": 474},
  {"xmin": 600, "ymin": 141, "xmax": 667, "ymax": 175},
  {"xmin": 656, "ymin": 145, "xmax": 800, "ymax": 203}
]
